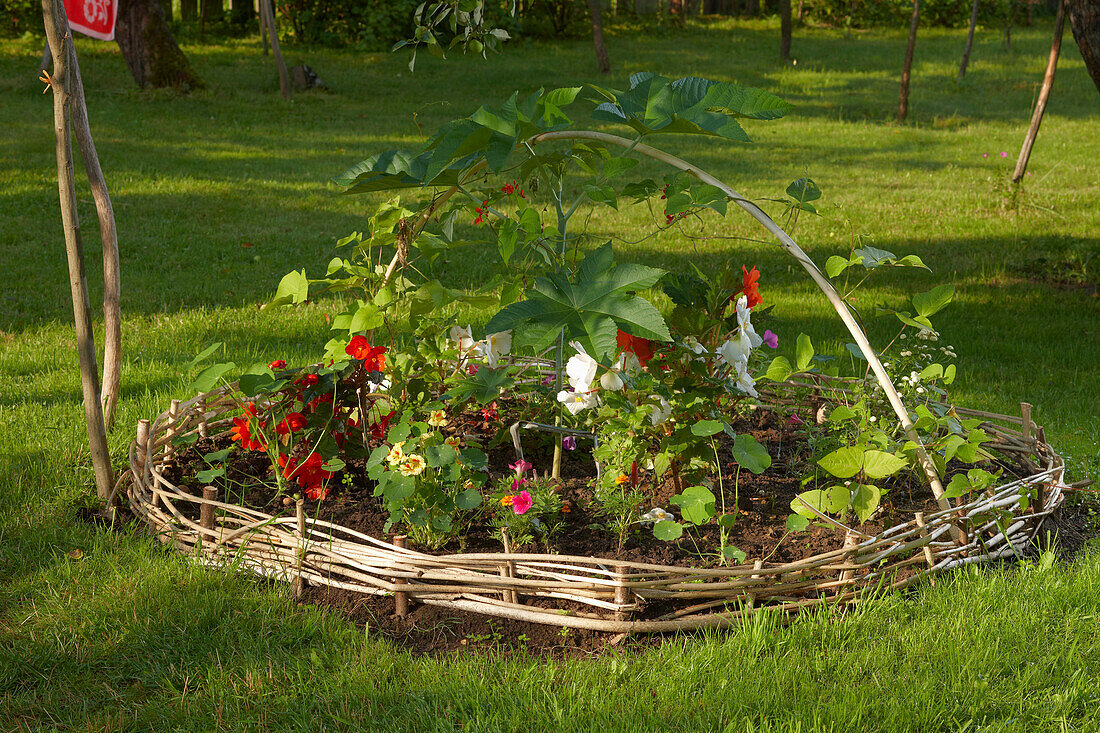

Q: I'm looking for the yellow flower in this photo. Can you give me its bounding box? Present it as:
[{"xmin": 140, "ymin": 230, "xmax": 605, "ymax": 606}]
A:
[
  {"xmin": 428, "ymin": 410, "xmax": 448, "ymax": 427},
  {"xmin": 445, "ymin": 436, "xmax": 463, "ymax": 447},
  {"xmin": 615, "ymin": 474, "xmax": 630, "ymax": 485},
  {"xmin": 386, "ymin": 441, "xmax": 405, "ymax": 465},
  {"xmin": 399, "ymin": 454, "xmax": 426, "ymax": 477},
  {"xmin": 501, "ymin": 495, "xmax": 515, "ymax": 507}
]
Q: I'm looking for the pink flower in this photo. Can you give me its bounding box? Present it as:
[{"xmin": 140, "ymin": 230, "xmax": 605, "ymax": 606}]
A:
[
  {"xmin": 562, "ymin": 436, "xmax": 577, "ymax": 451},
  {"xmin": 509, "ymin": 459, "xmax": 533, "ymax": 476},
  {"xmin": 467, "ymin": 364, "xmax": 481, "ymax": 376},
  {"xmin": 762, "ymin": 330, "xmax": 779, "ymax": 349},
  {"xmin": 982, "ymin": 153, "xmax": 989, "ymax": 159},
  {"xmin": 511, "ymin": 490, "xmax": 533, "ymax": 515},
  {"xmin": 1000, "ymin": 150, "xmax": 1008, "ymax": 158},
  {"xmin": 788, "ymin": 413, "xmax": 805, "ymax": 426}
]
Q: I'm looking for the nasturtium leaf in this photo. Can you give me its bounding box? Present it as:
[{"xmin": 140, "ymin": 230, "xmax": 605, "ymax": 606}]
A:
[
  {"xmin": 203, "ymin": 449, "xmax": 231, "ymax": 465},
  {"xmin": 786, "ymin": 514, "xmax": 811, "ymax": 532},
  {"xmin": 691, "ymin": 420, "xmax": 724, "ymax": 437},
  {"xmin": 722, "ymin": 546, "xmax": 747, "ymax": 563},
  {"xmin": 717, "ymin": 514, "xmax": 738, "ymax": 529},
  {"xmin": 366, "ymin": 445, "xmax": 389, "ymax": 471},
  {"xmin": 671, "ymin": 485, "xmax": 716, "ymax": 525},
  {"xmin": 322, "ymin": 458, "xmax": 346, "ymax": 472},
  {"xmin": 912, "ymin": 284, "xmax": 955, "ymax": 318},
  {"xmin": 796, "ymin": 333, "xmax": 814, "ymax": 372},
  {"xmin": 732, "ymin": 434, "xmax": 771, "ymax": 474},
  {"xmin": 455, "ymin": 488, "xmax": 483, "ymax": 510},
  {"xmin": 425, "ymin": 444, "xmax": 457, "ymax": 468},
  {"xmin": 817, "ymin": 446, "xmax": 865, "ymax": 479},
  {"xmin": 196, "ymin": 467, "xmax": 225, "ymax": 483},
  {"xmin": 851, "ymin": 483, "xmax": 881, "ymax": 522},
  {"xmin": 459, "ymin": 447, "xmax": 489, "ymax": 472},
  {"xmin": 860, "ymin": 450, "xmax": 908, "ymax": 480},
  {"xmin": 653, "ymin": 520, "xmax": 684, "ymax": 541},
  {"xmin": 272, "ymin": 269, "xmax": 309, "ymax": 306},
  {"xmin": 387, "ymin": 421, "xmax": 412, "ymax": 445},
  {"xmin": 238, "ymin": 364, "xmax": 276, "ymax": 396}
]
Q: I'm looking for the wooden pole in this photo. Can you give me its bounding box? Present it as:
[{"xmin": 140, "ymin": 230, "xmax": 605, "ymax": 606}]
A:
[
  {"xmin": 898, "ymin": 0, "xmax": 921, "ymax": 122},
  {"xmin": 1012, "ymin": 0, "xmax": 1066, "ymax": 184},
  {"xmin": 259, "ymin": 0, "xmax": 289, "ymax": 98},
  {"xmin": 613, "ymin": 564, "xmax": 633, "ymax": 621},
  {"xmin": 200, "ymin": 485, "xmax": 218, "ymax": 552},
  {"xmin": 41, "ymin": 0, "xmax": 115, "ymax": 502},
  {"xmin": 913, "ymin": 512, "xmax": 936, "ymax": 584},
  {"xmin": 64, "ymin": 38, "xmax": 122, "ymax": 431},
  {"xmin": 957, "ymin": 0, "xmax": 981, "ymax": 79}
]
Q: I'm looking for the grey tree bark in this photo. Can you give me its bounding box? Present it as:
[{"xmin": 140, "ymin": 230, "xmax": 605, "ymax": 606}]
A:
[
  {"xmin": 1066, "ymin": 0, "xmax": 1100, "ymax": 93},
  {"xmin": 116, "ymin": 0, "xmax": 203, "ymax": 89}
]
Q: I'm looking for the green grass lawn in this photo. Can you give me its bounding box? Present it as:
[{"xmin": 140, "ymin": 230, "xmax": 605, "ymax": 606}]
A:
[{"xmin": 2, "ymin": 16, "xmax": 1099, "ymax": 731}]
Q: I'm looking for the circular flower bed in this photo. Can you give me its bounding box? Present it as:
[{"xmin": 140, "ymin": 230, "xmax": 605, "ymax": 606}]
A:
[{"xmin": 123, "ymin": 381, "xmax": 1066, "ymax": 633}]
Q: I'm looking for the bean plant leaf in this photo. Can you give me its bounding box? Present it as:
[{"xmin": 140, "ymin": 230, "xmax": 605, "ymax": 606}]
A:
[
  {"xmin": 589, "ymin": 73, "xmax": 790, "ymax": 140},
  {"xmin": 912, "ymin": 284, "xmax": 955, "ymax": 318},
  {"xmin": 795, "ymin": 333, "xmax": 815, "ymax": 372},
  {"xmin": 785, "ymin": 177, "xmax": 821, "ymax": 214},
  {"xmin": 763, "ymin": 356, "xmax": 792, "ymax": 382},
  {"xmin": 731, "ymin": 434, "xmax": 771, "ymax": 474},
  {"xmin": 817, "ymin": 446, "xmax": 865, "ymax": 479},
  {"xmin": 861, "ymin": 450, "xmax": 908, "ymax": 480},
  {"xmin": 850, "ymin": 483, "xmax": 881, "ymax": 522},
  {"xmin": 791, "ymin": 489, "xmax": 844, "ymax": 519}
]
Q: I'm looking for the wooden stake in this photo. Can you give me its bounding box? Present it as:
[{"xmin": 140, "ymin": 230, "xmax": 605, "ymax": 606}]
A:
[
  {"xmin": 135, "ymin": 419, "xmax": 150, "ymax": 482},
  {"xmin": 613, "ymin": 564, "xmax": 633, "ymax": 621},
  {"xmin": 294, "ymin": 498, "xmax": 307, "ymax": 598},
  {"xmin": 838, "ymin": 532, "xmax": 860, "ymax": 584},
  {"xmin": 914, "ymin": 512, "xmax": 936, "ymax": 584},
  {"xmin": 1012, "ymin": 0, "xmax": 1065, "ymax": 184},
  {"xmin": 259, "ymin": 0, "xmax": 289, "ymax": 99},
  {"xmin": 41, "ymin": 0, "xmax": 115, "ymax": 502},
  {"xmin": 199, "ymin": 485, "xmax": 217, "ymax": 554},
  {"xmin": 165, "ymin": 399, "xmax": 180, "ymax": 461},
  {"xmin": 1020, "ymin": 402, "xmax": 1033, "ymax": 443},
  {"xmin": 393, "ymin": 535, "xmax": 408, "ymax": 617},
  {"xmin": 501, "ymin": 529, "xmax": 518, "ymax": 605}
]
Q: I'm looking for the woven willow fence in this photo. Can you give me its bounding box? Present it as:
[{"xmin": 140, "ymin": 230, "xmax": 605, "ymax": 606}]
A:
[{"xmin": 123, "ymin": 378, "xmax": 1067, "ymax": 633}]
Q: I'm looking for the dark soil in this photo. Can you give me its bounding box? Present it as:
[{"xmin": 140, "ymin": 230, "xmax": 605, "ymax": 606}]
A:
[{"xmin": 155, "ymin": 407, "xmax": 1059, "ymax": 658}]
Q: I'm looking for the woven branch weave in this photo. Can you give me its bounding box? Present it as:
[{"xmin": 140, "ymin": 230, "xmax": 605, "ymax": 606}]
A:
[{"xmin": 123, "ymin": 382, "xmax": 1066, "ymax": 633}]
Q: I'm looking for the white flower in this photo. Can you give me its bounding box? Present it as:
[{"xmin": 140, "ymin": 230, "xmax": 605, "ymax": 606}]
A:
[
  {"xmin": 565, "ymin": 341, "xmax": 599, "ymax": 392},
  {"xmin": 480, "ymin": 330, "xmax": 512, "ymax": 367},
  {"xmin": 367, "ymin": 376, "xmax": 391, "ymax": 394},
  {"xmin": 648, "ymin": 395, "xmax": 672, "ymax": 426},
  {"xmin": 716, "ymin": 337, "xmax": 750, "ymax": 368},
  {"xmin": 916, "ymin": 386, "xmax": 926, "ymax": 394},
  {"xmin": 557, "ymin": 389, "xmax": 599, "ymax": 415},
  {"xmin": 733, "ymin": 360, "xmax": 759, "ymax": 398},
  {"xmin": 869, "ymin": 416, "xmax": 877, "ymax": 423},
  {"xmin": 640, "ymin": 508, "xmax": 675, "ymax": 524},
  {"xmin": 682, "ymin": 336, "xmax": 707, "ymax": 356},
  {"xmin": 449, "ymin": 324, "xmax": 477, "ymax": 353}
]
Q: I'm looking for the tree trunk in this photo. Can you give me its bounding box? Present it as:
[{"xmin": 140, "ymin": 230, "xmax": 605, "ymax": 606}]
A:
[
  {"xmin": 116, "ymin": 0, "xmax": 203, "ymax": 89},
  {"xmin": 41, "ymin": 0, "xmax": 116, "ymax": 503},
  {"xmin": 180, "ymin": 0, "xmax": 197, "ymax": 21},
  {"xmin": 202, "ymin": 0, "xmax": 223, "ymax": 23},
  {"xmin": 259, "ymin": 0, "xmax": 289, "ymax": 97},
  {"xmin": 1013, "ymin": 0, "xmax": 1066, "ymax": 183},
  {"xmin": 898, "ymin": 0, "xmax": 920, "ymax": 122},
  {"xmin": 958, "ymin": 0, "xmax": 980, "ymax": 79},
  {"xmin": 1067, "ymin": 0, "xmax": 1100, "ymax": 93},
  {"xmin": 779, "ymin": 0, "xmax": 792, "ymax": 60},
  {"xmin": 159, "ymin": 0, "xmax": 172, "ymax": 22},
  {"xmin": 587, "ymin": 0, "xmax": 611, "ymax": 75}
]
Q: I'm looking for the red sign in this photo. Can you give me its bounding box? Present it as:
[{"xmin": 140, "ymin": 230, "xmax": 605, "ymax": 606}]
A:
[{"xmin": 64, "ymin": 0, "xmax": 118, "ymax": 41}]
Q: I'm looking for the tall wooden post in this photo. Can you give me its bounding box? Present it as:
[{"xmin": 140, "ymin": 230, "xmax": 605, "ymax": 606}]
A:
[
  {"xmin": 1012, "ymin": 0, "xmax": 1066, "ymax": 183},
  {"xmin": 259, "ymin": 0, "xmax": 289, "ymax": 98},
  {"xmin": 41, "ymin": 0, "xmax": 115, "ymax": 502}
]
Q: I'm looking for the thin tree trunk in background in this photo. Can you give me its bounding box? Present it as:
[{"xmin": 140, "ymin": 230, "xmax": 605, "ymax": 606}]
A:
[
  {"xmin": 1013, "ymin": 0, "xmax": 1066, "ymax": 183},
  {"xmin": 1066, "ymin": 0, "xmax": 1100, "ymax": 93},
  {"xmin": 587, "ymin": 0, "xmax": 611, "ymax": 74},
  {"xmin": 898, "ymin": 0, "xmax": 920, "ymax": 122},
  {"xmin": 1004, "ymin": 0, "xmax": 1019, "ymax": 50},
  {"xmin": 180, "ymin": 0, "xmax": 196, "ymax": 20},
  {"xmin": 259, "ymin": 0, "xmax": 269, "ymax": 54},
  {"xmin": 41, "ymin": 0, "xmax": 116, "ymax": 502},
  {"xmin": 780, "ymin": 0, "xmax": 792, "ymax": 60},
  {"xmin": 202, "ymin": 0, "xmax": 222, "ymax": 22},
  {"xmin": 958, "ymin": 0, "xmax": 980, "ymax": 78},
  {"xmin": 259, "ymin": 0, "xmax": 289, "ymax": 97},
  {"xmin": 159, "ymin": 0, "xmax": 172, "ymax": 21}
]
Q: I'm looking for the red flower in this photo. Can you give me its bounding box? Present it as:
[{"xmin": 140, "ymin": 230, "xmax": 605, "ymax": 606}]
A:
[
  {"xmin": 369, "ymin": 410, "xmax": 396, "ymax": 440},
  {"xmin": 268, "ymin": 359, "xmax": 286, "ymax": 370},
  {"xmin": 276, "ymin": 412, "xmax": 307, "ymax": 436},
  {"xmin": 295, "ymin": 373, "xmax": 319, "ymax": 389},
  {"xmin": 481, "ymin": 401, "xmax": 499, "ymax": 423},
  {"xmin": 345, "ymin": 336, "xmax": 386, "ymax": 372},
  {"xmin": 616, "ymin": 329, "xmax": 654, "ymax": 369},
  {"xmin": 308, "ymin": 392, "xmax": 333, "ymax": 412},
  {"xmin": 279, "ymin": 451, "xmax": 334, "ymax": 496},
  {"xmin": 230, "ymin": 403, "xmax": 266, "ymax": 451},
  {"xmin": 739, "ymin": 265, "xmax": 763, "ymax": 309},
  {"xmin": 501, "ymin": 182, "xmax": 515, "ymax": 194},
  {"xmin": 473, "ymin": 200, "xmax": 489, "ymax": 225}
]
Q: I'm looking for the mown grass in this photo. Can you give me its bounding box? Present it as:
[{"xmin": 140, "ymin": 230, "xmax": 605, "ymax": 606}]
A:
[{"xmin": 1, "ymin": 16, "xmax": 1099, "ymax": 731}]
